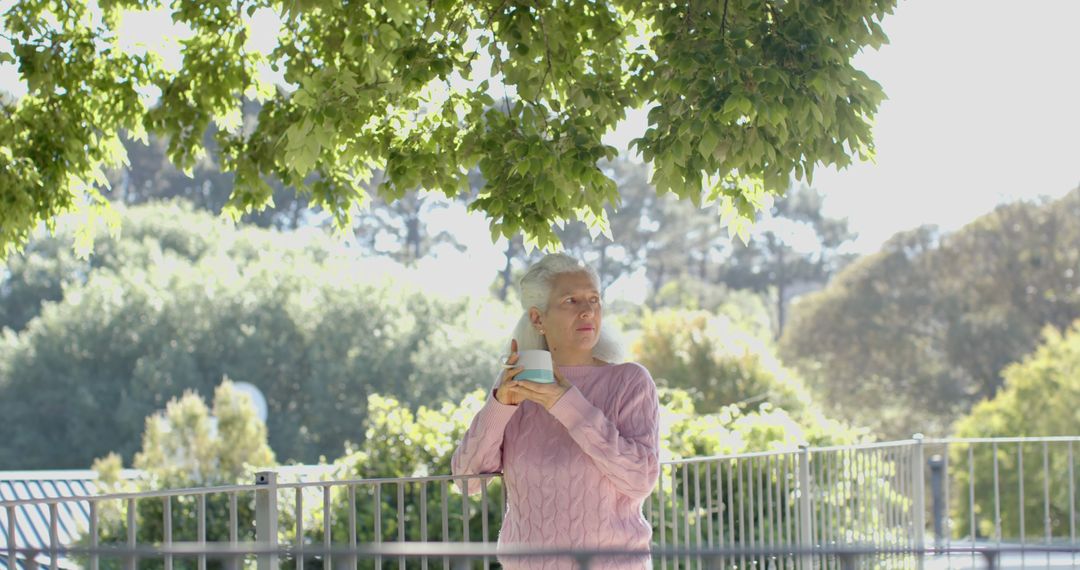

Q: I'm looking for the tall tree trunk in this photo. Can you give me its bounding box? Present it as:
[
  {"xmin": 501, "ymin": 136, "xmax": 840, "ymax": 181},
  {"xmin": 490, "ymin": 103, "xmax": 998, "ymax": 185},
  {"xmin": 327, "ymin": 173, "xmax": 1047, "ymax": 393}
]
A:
[
  {"xmin": 498, "ymin": 238, "xmax": 518, "ymax": 302},
  {"xmin": 649, "ymin": 261, "xmax": 666, "ymax": 308},
  {"xmin": 599, "ymin": 244, "xmax": 609, "ymax": 295},
  {"xmin": 776, "ymin": 245, "xmax": 786, "ymax": 340}
]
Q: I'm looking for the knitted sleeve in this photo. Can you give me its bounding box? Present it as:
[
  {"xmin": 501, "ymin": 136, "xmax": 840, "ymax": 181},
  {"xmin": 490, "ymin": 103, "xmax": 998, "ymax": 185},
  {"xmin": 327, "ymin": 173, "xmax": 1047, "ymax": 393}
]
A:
[
  {"xmin": 450, "ymin": 376, "xmax": 519, "ymax": 495},
  {"xmin": 547, "ymin": 363, "xmax": 661, "ymax": 499}
]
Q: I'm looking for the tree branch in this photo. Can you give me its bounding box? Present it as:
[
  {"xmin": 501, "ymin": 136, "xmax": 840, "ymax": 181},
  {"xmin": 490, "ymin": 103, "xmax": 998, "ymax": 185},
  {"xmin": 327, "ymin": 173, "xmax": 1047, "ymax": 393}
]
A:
[{"xmin": 720, "ymin": 0, "xmax": 730, "ymax": 42}]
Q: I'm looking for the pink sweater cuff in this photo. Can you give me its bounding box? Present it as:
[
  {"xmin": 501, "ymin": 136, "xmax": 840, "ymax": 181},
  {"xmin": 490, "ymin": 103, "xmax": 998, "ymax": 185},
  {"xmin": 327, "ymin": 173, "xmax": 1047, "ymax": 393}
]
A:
[
  {"xmin": 474, "ymin": 392, "xmax": 519, "ymax": 433},
  {"xmin": 547, "ymin": 386, "xmax": 594, "ymax": 431}
]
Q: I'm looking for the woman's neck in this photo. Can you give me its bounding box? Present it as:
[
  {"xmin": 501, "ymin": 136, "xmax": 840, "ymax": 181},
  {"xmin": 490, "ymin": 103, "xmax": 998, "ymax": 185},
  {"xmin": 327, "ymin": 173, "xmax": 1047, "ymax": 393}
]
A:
[{"xmin": 551, "ymin": 348, "xmax": 600, "ymax": 367}]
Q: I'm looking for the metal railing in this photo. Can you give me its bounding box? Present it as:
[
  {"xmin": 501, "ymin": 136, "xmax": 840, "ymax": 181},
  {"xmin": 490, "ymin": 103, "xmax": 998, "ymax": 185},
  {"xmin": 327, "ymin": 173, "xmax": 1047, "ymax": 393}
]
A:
[
  {"xmin": 3, "ymin": 436, "xmax": 1080, "ymax": 570},
  {"xmin": 6, "ymin": 543, "xmax": 1080, "ymax": 570}
]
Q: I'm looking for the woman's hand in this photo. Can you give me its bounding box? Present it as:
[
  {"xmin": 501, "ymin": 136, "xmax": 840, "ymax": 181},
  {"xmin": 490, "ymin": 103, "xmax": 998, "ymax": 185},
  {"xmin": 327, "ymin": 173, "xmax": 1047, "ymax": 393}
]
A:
[
  {"xmin": 495, "ymin": 339, "xmax": 525, "ymax": 406},
  {"xmin": 512, "ymin": 366, "xmax": 572, "ymax": 411}
]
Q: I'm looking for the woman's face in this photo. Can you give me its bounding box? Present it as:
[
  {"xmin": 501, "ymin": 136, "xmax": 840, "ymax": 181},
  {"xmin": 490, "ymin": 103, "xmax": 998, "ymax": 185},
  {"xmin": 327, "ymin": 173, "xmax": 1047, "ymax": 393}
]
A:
[{"xmin": 533, "ymin": 271, "xmax": 603, "ymax": 359}]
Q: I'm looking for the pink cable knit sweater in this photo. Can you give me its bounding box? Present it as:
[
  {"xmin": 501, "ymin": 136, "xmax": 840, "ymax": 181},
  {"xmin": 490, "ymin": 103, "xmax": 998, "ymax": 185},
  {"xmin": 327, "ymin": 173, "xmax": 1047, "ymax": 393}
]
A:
[{"xmin": 451, "ymin": 362, "xmax": 660, "ymax": 570}]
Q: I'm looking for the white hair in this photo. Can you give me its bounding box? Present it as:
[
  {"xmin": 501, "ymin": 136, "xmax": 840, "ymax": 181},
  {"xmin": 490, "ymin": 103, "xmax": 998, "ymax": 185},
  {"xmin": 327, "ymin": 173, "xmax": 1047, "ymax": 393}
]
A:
[{"xmin": 510, "ymin": 253, "xmax": 626, "ymax": 364}]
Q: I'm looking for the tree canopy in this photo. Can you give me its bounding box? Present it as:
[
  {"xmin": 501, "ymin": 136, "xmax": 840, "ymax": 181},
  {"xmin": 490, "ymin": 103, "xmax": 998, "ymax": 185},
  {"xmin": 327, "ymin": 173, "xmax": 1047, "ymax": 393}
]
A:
[
  {"xmin": 1, "ymin": 0, "xmax": 893, "ymax": 257},
  {"xmin": 0, "ymin": 202, "xmax": 510, "ymax": 468},
  {"xmin": 951, "ymin": 320, "xmax": 1080, "ymax": 540},
  {"xmin": 781, "ymin": 187, "xmax": 1080, "ymax": 437}
]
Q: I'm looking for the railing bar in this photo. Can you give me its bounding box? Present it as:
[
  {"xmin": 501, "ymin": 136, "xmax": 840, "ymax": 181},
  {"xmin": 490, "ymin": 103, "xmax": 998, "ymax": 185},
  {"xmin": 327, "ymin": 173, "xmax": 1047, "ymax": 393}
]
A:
[
  {"xmin": 717, "ymin": 460, "xmax": 726, "ymax": 569},
  {"xmin": 875, "ymin": 449, "xmax": 884, "ymax": 553},
  {"xmin": 758, "ymin": 457, "xmax": 767, "ymax": 570},
  {"xmin": 993, "ymin": 441, "xmax": 1002, "ymax": 548},
  {"xmin": 929, "ymin": 435, "xmax": 1080, "ymax": 445},
  {"xmin": 480, "ymin": 481, "xmax": 489, "ymax": 570},
  {"xmin": 825, "ymin": 452, "xmax": 833, "ymax": 570},
  {"xmin": 783, "ymin": 454, "xmax": 792, "ymax": 569},
  {"xmin": 884, "ymin": 449, "xmax": 893, "ymax": 566},
  {"xmin": 834, "ymin": 447, "xmax": 842, "ymax": 555},
  {"xmin": 461, "ymin": 477, "xmax": 469, "ymax": 544},
  {"xmin": 889, "ymin": 444, "xmax": 898, "ymax": 561},
  {"xmin": 125, "ymin": 497, "xmax": 135, "ymax": 570},
  {"xmin": 682, "ymin": 462, "xmax": 690, "ymax": 570},
  {"xmin": 162, "ymin": 497, "xmax": 172, "ymax": 540},
  {"xmin": 750, "ymin": 456, "xmax": 760, "ymax": 570},
  {"xmin": 1070, "ymin": 441, "xmax": 1077, "ymax": 546},
  {"xmin": 46, "ymin": 503, "xmax": 57, "ymax": 570},
  {"xmin": 767, "ymin": 454, "xmax": 775, "ymax": 569},
  {"xmin": 376, "ymin": 483, "xmax": 384, "ymax": 570},
  {"xmin": 348, "ymin": 485, "xmax": 357, "ymax": 548},
  {"xmin": 399, "ymin": 481, "xmax": 407, "ymax": 570},
  {"xmin": 1044, "ymin": 442, "xmax": 1052, "ymax": 546},
  {"xmin": 421, "ymin": 483, "xmax": 429, "ymax": 570},
  {"xmin": 659, "ymin": 465, "xmax": 667, "ymax": 570},
  {"xmin": 751, "ymin": 456, "xmax": 760, "ymax": 568},
  {"xmin": 875, "ymin": 448, "xmax": 882, "ymax": 554},
  {"xmin": 738, "ymin": 458, "xmax": 747, "ymax": 570},
  {"xmin": 197, "ymin": 493, "xmax": 206, "ymax": 570},
  {"xmin": 705, "ymin": 461, "xmax": 714, "ymax": 549},
  {"xmin": 944, "ymin": 443, "xmax": 952, "ymax": 552},
  {"xmin": 835, "ymin": 450, "xmax": 842, "ymax": 570},
  {"xmin": 813, "ymin": 452, "xmax": 822, "ymax": 567},
  {"xmin": 856, "ymin": 447, "xmax": 864, "ymax": 552},
  {"xmin": 230, "ymin": 491, "xmax": 239, "ymax": 544},
  {"xmin": 883, "ymin": 448, "xmax": 890, "ymax": 570},
  {"xmin": 894, "ymin": 448, "xmax": 903, "ymax": 554},
  {"xmin": 693, "ymin": 462, "xmax": 702, "ymax": 570},
  {"xmin": 852, "ymin": 449, "xmax": 861, "ymax": 551},
  {"xmin": 1019, "ymin": 443, "xmax": 1026, "ymax": 549},
  {"xmin": 838, "ymin": 446, "xmax": 846, "ymax": 552},
  {"xmin": 895, "ymin": 447, "xmax": 903, "ymax": 567},
  {"xmin": 374, "ymin": 483, "xmax": 382, "ymax": 543},
  {"xmin": 908, "ymin": 445, "xmax": 916, "ymax": 556},
  {"xmin": 871, "ymin": 449, "xmax": 880, "ymax": 557},
  {"xmin": 671, "ymin": 465, "xmax": 679, "ymax": 570},
  {"xmin": 1070, "ymin": 441, "xmax": 1076, "ymax": 568},
  {"xmin": 777, "ymin": 454, "xmax": 786, "ymax": 570},
  {"xmin": 1043, "ymin": 442, "xmax": 1051, "ymax": 569},
  {"xmin": 322, "ymin": 484, "xmax": 332, "ymax": 570},
  {"xmin": 441, "ymin": 479, "xmax": 449, "ymax": 570},
  {"xmin": 969, "ymin": 445, "xmax": 976, "ymax": 568},
  {"xmin": 295, "ymin": 487, "xmax": 304, "ymax": 570},
  {"xmin": 881, "ymin": 448, "xmax": 891, "ymax": 565},
  {"xmin": 791, "ymin": 453, "xmax": 799, "ymax": 570},
  {"xmin": 88, "ymin": 501, "xmax": 98, "ymax": 570},
  {"xmin": 812, "ymin": 453, "xmax": 821, "ymax": 570},
  {"xmin": 839, "ymin": 447, "xmax": 848, "ymax": 562},
  {"xmin": 5, "ymin": 506, "xmax": 16, "ymax": 570}
]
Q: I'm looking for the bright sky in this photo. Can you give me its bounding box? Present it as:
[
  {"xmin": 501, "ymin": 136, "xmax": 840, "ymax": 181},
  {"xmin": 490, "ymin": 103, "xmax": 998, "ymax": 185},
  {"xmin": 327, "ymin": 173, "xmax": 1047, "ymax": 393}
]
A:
[{"xmin": 2, "ymin": 1, "xmax": 1078, "ymax": 301}]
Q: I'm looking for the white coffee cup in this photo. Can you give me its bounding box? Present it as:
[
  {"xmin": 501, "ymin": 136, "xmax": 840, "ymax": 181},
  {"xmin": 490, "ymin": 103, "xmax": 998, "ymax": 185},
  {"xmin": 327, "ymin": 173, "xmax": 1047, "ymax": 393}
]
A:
[{"xmin": 515, "ymin": 349, "xmax": 555, "ymax": 384}]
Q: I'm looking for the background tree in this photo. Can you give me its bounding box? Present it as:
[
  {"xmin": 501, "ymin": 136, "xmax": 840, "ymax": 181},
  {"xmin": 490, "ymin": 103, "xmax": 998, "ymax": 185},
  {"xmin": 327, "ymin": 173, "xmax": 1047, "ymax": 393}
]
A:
[
  {"xmin": 0, "ymin": 203, "xmax": 510, "ymax": 469},
  {"xmin": 0, "ymin": 0, "xmax": 894, "ymax": 257},
  {"xmin": 718, "ymin": 184, "xmax": 858, "ymax": 337},
  {"xmin": 87, "ymin": 381, "xmax": 276, "ymax": 569},
  {"xmin": 950, "ymin": 321, "xmax": 1080, "ymax": 540},
  {"xmin": 492, "ymin": 157, "xmax": 658, "ymax": 300},
  {"xmin": 104, "ymin": 101, "xmax": 314, "ymax": 231},
  {"xmin": 781, "ymin": 187, "xmax": 1080, "ymax": 437},
  {"xmin": 632, "ymin": 306, "xmax": 810, "ymax": 416}
]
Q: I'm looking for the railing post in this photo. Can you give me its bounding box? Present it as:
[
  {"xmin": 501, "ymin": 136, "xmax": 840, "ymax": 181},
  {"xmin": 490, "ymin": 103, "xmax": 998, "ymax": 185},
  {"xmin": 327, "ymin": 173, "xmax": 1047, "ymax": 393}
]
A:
[
  {"xmin": 912, "ymin": 435, "xmax": 927, "ymax": 570},
  {"xmin": 798, "ymin": 444, "xmax": 813, "ymax": 570},
  {"xmin": 929, "ymin": 454, "xmax": 945, "ymax": 553},
  {"xmin": 7, "ymin": 505, "xmax": 17, "ymax": 570},
  {"xmin": 255, "ymin": 471, "xmax": 279, "ymax": 570}
]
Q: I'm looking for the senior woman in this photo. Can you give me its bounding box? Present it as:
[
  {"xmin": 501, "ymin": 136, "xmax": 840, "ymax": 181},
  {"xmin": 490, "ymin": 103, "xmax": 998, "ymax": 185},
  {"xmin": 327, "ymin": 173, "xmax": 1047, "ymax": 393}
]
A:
[{"xmin": 451, "ymin": 253, "xmax": 660, "ymax": 570}]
